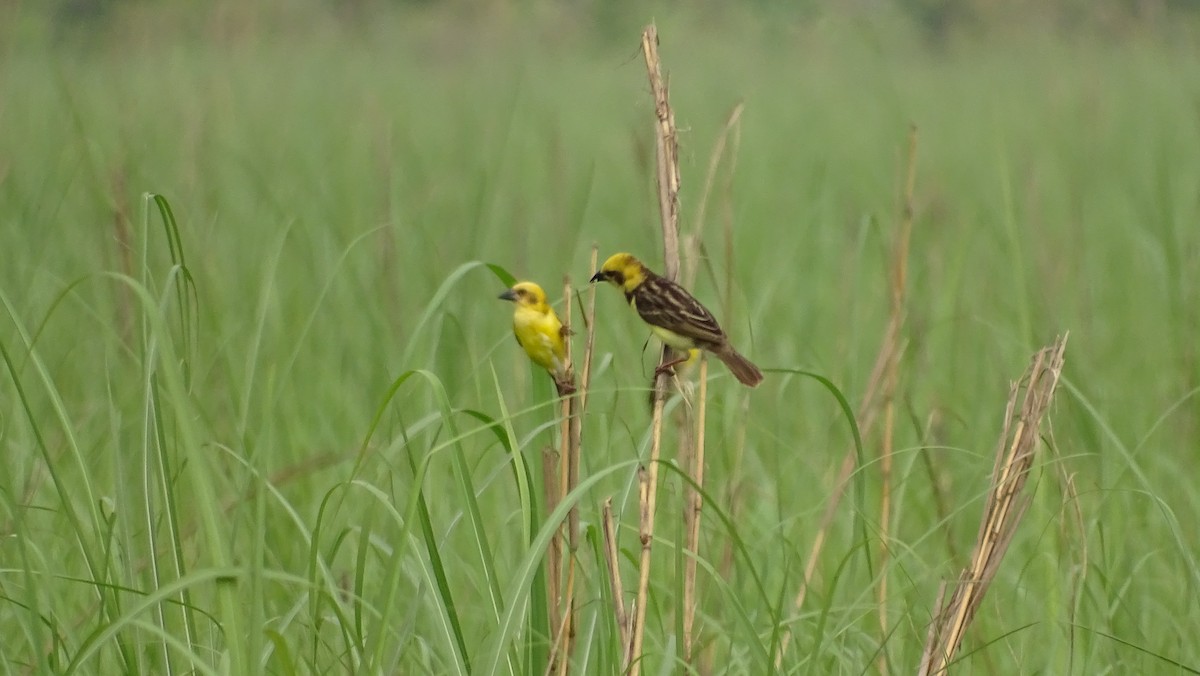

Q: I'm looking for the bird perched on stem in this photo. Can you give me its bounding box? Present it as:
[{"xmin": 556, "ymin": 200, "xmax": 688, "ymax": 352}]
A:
[
  {"xmin": 498, "ymin": 281, "xmax": 576, "ymax": 396},
  {"xmin": 590, "ymin": 252, "xmax": 763, "ymax": 387}
]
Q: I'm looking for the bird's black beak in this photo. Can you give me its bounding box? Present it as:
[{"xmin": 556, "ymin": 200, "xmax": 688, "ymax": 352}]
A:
[
  {"xmin": 498, "ymin": 289, "xmax": 518, "ymax": 301},
  {"xmin": 589, "ymin": 271, "xmax": 604, "ymax": 284}
]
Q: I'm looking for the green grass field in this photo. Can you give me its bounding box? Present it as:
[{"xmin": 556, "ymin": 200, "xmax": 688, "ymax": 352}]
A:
[{"xmin": 2, "ymin": 4, "xmax": 1199, "ymax": 673}]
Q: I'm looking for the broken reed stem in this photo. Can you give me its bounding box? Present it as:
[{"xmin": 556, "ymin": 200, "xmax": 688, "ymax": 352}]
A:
[
  {"xmin": 626, "ymin": 23, "xmax": 682, "ymax": 676},
  {"xmin": 682, "ymin": 357, "xmax": 708, "ymax": 664},
  {"xmin": 643, "ymin": 24, "xmax": 681, "ymax": 282},
  {"xmin": 877, "ymin": 125, "xmax": 919, "ymax": 669},
  {"xmin": 918, "ymin": 334, "xmax": 1069, "ymax": 675},
  {"xmin": 602, "ymin": 498, "xmax": 630, "ymax": 651}
]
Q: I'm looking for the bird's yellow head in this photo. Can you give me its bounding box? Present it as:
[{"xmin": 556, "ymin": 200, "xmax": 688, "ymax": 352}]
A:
[
  {"xmin": 589, "ymin": 252, "xmax": 647, "ymax": 292},
  {"xmin": 498, "ymin": 281, "xmax": 552, "ymax": 312}
]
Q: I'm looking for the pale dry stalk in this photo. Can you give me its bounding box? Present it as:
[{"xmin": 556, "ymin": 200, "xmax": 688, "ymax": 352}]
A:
[
  {"xmin": 561, "ymin": 276, "xmax": 578, "ymax": 549},
  {"xmin": 918, "ymin": 334, "xmax": 1069, "ymax": 675},
  {"xmin": 545, "ymin": 557, "xmax": 580, "ymax": 676},
  {"xmin": 579, "ymin": 247, "xmax": 600, "ymax": 413},
  {"xmin": 548, "ymin": 280, "xmax": 575, "ymax": 675},
  {"xmin": 601, "ymin": 498, "xmax": 630, "ymax": 650},
  {"xmin": 626, "ymin": 23, "xmax": 682, "ymax": 676},
  {"xmin": 643, "ymin": 24, "xmax": 681, "ymax": 281},
  {"xmin": 549, "ymin": 271, "xmax": 591, "ymax": 675},
  {"xmin": 549, "ymin": 247, "xmax": 599, "ymax": 675},
  {"xmin": 878, "ymin": 125, "xmax": 920, "ymax": 669}
]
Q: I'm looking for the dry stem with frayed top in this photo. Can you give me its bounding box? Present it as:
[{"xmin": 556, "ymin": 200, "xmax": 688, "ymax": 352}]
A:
[
  {"xmin": 918, "ymin": 334, "xmax": 1069, "ymax": 675},
  {"xmin": 625, "ymin": 23, "xmax": 682, "ymax": 676}
]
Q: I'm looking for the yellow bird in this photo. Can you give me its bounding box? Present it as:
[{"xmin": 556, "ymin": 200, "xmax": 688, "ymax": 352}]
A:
[
  {"xmin": 498, "ymin": 281, "xmax": 576, "ymax": 395},
  {"xmin": 590, "ymin": 252, "xmax": 763, "ymax": 387}
]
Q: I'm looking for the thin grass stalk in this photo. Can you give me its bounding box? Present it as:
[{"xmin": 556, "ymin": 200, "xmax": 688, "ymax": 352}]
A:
[
  {"xmin": 678, "ymin": 105, "xmax": 741, "ymax": 664},
  {"xmin": 683, "ymin": 357, "xmax": 708, "ymax": 664},
  {"xmin": 917, "ymin": 409, "xmax": 961, "ymax": 563},
  {"xmin": 877, "ymin": 125, "xmax": 919, "ymax": 671},
  {"xmin": 918, "ymin": 335, "xmax": 1069, "ymax": 675},
  {"xmin": 625, "ymin": 24, "xmax": 682, "ymax": 676},
  {"xmin": 776, "ymin": 156, "xmax": 912, "ymax": 668},
  {"xmin": 709, "ymin": 109, "xmax": 750, "ymax": 615},
  {"xmin": 688, "ymin": 102, "xmax": 745, "ymax": 287},
  {"xmin": 579, "ymin": 246, "xmax": 600, "ymax": 413}
]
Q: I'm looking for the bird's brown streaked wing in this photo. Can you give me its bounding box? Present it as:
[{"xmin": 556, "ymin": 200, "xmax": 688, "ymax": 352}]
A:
[{"xmin": 633, "ymin": 276, "xmax": 726, "ymax": 344}]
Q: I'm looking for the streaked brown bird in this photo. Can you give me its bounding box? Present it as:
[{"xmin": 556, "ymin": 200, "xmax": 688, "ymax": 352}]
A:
[{"xmin": 590, "ymin": 252, "xmax": 763, "ymax": 387}]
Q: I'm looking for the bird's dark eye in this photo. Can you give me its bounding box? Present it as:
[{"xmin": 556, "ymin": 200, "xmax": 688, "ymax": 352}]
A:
[{"xmin": 613, "ymin": 272, "xmax": 624, "ymax": 285}]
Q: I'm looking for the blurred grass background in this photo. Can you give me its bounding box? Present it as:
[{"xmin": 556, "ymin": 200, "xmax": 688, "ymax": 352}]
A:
[{"xmin": 1, "ymin": 0, "xmax": 1199, "ymax": 673}]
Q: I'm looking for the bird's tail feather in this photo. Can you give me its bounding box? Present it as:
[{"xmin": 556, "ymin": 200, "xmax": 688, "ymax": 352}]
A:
[{"xmin": 715, "ymin": 346, "xmax": 763, "ymax": 387}]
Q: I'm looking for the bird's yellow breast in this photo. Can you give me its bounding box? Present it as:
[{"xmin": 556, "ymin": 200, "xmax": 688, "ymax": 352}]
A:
[{"xmin": 512, "ymin": 306, "xmax": 567, "ymax": 373}]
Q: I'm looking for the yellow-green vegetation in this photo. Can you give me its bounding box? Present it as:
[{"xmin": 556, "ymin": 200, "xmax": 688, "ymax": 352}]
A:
[{"xmin": 2, "ymin": 3, "xmax": 1198, "ymax": 673}]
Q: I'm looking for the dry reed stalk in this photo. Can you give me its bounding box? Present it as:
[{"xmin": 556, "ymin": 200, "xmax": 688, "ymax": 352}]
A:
[
  {"xmin": 543, "ymin": 445, "xmax": 562, "ymax": 645},
  {"xmin": 550, "ymin": 247, "xmax": 599, "ymax": 674},
  {"xmin": 547, "ymin": 275, "xmax": 585, "ymax": 676},
  {"xmin": 554, "ymin": 557, "xmax": 578, "ymax": 676},
  {"xmin": 775, "ymin": 128, "xmax": 918, "ymax": 667},
  {"xmin": 682, "ymin": 357, "xmax": 709, "ymax": 663},
  {"xmin": 877, "ymin": 125, "xmax": 919, "ymax": 668},
  {"xmin": 643, "ymin": 25, "xmax": 681, "ymax": 281},
  {"xmin": 562, "ymin": 276, "xmax": 583, "ymax": 550},
  {"xmin": 544, "ymin": 580, "xmax": 573, "ymax": 676},
  {"xmin": 698, "ymin": 109, "xmax": 750, "ymax": 612},
  {"xmin": 918, "ymin": 334, "xmax": 1069, "ymax": 675},
  {"xmin": 626, "ymin": 24, "xmax": 682, "ymax": 676},
  {"xmin": 601, "ymin": 498, "xmax": 630, "ymax": 651}
]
